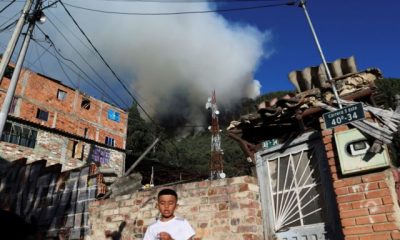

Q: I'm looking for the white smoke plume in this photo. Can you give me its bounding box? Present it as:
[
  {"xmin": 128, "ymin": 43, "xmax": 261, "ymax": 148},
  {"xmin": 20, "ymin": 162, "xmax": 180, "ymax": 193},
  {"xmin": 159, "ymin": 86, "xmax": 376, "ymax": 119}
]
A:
[{"xmin": 45, "ymin": 1, "xmax": 272, "ymax": 128}]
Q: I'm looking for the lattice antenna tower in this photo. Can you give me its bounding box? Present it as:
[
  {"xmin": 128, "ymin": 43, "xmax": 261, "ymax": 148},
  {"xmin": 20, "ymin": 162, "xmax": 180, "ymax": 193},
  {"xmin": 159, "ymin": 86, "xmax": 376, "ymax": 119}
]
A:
[{"xmin": 205, "ymin": 90, "xmax": 225, "ymax": 180}]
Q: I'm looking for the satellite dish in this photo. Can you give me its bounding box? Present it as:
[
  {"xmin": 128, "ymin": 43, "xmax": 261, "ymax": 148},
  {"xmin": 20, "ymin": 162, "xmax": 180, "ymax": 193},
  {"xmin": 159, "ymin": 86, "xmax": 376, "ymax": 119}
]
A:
[{"xmin": 219, "ymin": 172, "xmax": 226, "ymax": 179}]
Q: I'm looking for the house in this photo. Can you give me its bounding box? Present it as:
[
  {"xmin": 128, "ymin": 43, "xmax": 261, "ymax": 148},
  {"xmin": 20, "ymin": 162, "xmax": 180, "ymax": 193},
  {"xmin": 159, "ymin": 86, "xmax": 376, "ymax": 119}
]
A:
[
  {"xmin": 228, "ymin": 56, "xmax": 400, "ymax": 239},
  {"xmin": 0, "ymin": 64, "xmax": 128, "ymax": 180}
]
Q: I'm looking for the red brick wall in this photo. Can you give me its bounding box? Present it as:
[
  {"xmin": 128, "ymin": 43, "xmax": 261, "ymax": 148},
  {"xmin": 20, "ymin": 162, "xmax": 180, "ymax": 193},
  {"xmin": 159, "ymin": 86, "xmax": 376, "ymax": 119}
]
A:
[
  {"xmin": 322, "ymin": 123, "xmax": 400, "ymax": 240},
  {"xmin": 0, "ymin": 68, "xmax": 127, "ymax": 149},
  {"xmin": 87, "ymin": 176, "xmax": 263, "ymax": 240}
]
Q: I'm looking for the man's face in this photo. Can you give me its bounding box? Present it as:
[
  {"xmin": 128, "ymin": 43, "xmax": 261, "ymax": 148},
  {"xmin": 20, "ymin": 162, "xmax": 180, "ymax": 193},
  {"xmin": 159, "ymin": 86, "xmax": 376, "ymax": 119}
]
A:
[{"xmin": 157, "ymin": 194, "xmax": 177, "ymax": 219}]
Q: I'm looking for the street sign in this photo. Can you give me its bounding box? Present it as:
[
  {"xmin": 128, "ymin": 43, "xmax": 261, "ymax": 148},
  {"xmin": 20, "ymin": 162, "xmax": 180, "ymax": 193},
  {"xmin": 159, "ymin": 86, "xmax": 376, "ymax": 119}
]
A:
[{"xmin": 323, "ymin": 102, "xmax": 365, "ymax": 129}]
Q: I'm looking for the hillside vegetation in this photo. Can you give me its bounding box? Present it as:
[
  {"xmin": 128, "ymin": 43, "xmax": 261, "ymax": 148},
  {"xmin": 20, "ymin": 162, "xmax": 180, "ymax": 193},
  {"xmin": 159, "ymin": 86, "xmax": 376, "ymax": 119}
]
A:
[{"xmin": 126, "ymin": 79, "xmax": 400, "ymax": 181}]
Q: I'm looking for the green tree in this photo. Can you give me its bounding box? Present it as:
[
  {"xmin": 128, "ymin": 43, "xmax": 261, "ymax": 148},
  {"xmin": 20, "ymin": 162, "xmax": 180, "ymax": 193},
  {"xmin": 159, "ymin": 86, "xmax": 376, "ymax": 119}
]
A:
[{"xmin": 125, "ymin": 104, "xmax": 156, "ymax": 169}]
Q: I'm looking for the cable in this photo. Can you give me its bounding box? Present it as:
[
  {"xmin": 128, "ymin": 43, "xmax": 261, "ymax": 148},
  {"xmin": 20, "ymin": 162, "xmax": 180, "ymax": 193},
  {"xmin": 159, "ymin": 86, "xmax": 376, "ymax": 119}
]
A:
[
  {"xmin": 35, "ymin": 39, "xmax": 46, "ymax": 75},
  {"xmin": 45, "ymin": 11, "xmax": 95, "ymax": 59},
  {"xmin": 25, "ymin": 38, "xmax": 130, "ymax": 125},
  {"xmin": 60, "ymin": 0, "xmax": 157, "ymax": 125},
  {"xmin": 45, "ymin": 11, "xmax": 157, "ymax": 112},
  {"xmin": 0, "ymin": 0, "xmax": 15, "ymax": 14},
  {"xmin": 62, "ymin": 1, "xmax": 295, "ymax": 15},
  {"xmin": 32, "ymin": 35, "xmax": 125, "ymax": 109},
  {"xmin": 26, "ymin": 38, "xmax": 50, "ymax": 69},
  {"xmin": 40, "ymin": 18, "xmax": 131, "ymax": 108},
  {"xmin": 0, "ymin": 11, "xmax": 19, "ymax": 29},
  {"xmin": 84, "ymin": 0, "xmax": 289, "ymax": 2},
  {"xmin": 50, "ymin": 45, "xmax": 79, "ymax": 89},
  {"xmin": 0, "ymin": 19, "xmax": 17, "ymax": 33}
]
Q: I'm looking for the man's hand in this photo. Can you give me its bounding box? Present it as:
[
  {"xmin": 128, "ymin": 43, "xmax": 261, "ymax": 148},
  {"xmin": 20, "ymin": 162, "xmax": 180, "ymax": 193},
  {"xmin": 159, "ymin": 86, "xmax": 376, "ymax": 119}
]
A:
[{"xmin": 158, "ymin": 232, "xmax": 173, "ymax": 240}]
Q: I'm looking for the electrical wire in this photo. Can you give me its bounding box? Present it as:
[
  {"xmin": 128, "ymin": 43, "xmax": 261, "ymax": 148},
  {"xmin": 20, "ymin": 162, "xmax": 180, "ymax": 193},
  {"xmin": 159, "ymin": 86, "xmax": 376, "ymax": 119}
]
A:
[
  {"xmin": 60, "ymin": 0, "xmax": 158, "ymax": 125},
  {"xmin": 0, "ymin": 11, "xmax": 20, "ymax": 29},
  {"xmin": 45, "ymin": 11, "xmax": 157, "ymax": 112},
  {"xmin": 32, "ymin": 33, "xmax": 125, "ymax": 109},
  {"xmin": 87, "ymin": 0, "xmax": 290, "ymax": 2},
  {"xmin": 0, "ymin": 19, "xmax": 17, "ymax": 33},
  {"xmin": 28, "ymin": 38, "xmax": 130, "ymax": 128},
  {"xmin": 61, "ymin": 1, "xmax": 295, "ymax": 15},
  {"xmin": 42, "ymin": 17, "xmax": 131, "ymax": 108},
  {"xmin": 0, "ymin": 0, "xmax": 16, "ymax": 14},
  {"xmin": 33, "ymin": 42, "xmax": 47, "ymax": 74},
  {"xmin": 50, "ymin": 45, "xmax": 79, "ymax": 89},
  {"xmin": 25, "ymin": 38, "xmax": 50, "ymax": 69}
]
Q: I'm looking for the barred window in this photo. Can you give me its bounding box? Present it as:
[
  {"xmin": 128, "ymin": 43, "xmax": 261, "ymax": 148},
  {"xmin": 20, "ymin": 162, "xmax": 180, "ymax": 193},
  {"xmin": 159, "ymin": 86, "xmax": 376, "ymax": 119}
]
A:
[
  {"xmin": 105, "ymin": 137, "xmax": 115, "ymax": 147},
  {"xmin": 0, "ymin": 122, "xmax": 37, "ymax": 148}
]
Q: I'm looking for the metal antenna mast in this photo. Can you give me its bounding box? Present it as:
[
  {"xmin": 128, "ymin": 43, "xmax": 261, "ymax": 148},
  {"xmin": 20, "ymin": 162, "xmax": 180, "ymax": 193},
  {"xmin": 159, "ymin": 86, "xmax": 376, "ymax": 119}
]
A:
[{"xmin": 206, "ymin": 90, "xmax": 225, "ymax": 180}]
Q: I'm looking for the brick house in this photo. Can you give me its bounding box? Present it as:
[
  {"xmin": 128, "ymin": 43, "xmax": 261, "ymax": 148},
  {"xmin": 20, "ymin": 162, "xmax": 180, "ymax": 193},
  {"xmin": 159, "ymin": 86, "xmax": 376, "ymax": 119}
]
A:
[
  {"xmin": 228, "ymin": 57, "xmax": 400, "ymax": 239},
  {"xmin": 0, "ymin": 64, "xmax": 128, "ymax": 178}
]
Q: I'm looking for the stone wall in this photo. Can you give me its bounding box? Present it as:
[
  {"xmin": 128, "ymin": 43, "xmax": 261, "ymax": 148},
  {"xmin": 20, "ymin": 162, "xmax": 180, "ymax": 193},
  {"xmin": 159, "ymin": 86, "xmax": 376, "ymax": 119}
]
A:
[
  {"xmin": 0, "ymin": 159, "xmax": 106, "ymax": 239},
  {"xmin": 0, "ymin": 122, "xmax": 125, "ymax": 176},
  {"xmin": 322, "ymin": 124, "xmax": 400, "ymax": 240},
  {"xmin": 87, "ymin": 176, "xmax": 263, "ymax": 240}
]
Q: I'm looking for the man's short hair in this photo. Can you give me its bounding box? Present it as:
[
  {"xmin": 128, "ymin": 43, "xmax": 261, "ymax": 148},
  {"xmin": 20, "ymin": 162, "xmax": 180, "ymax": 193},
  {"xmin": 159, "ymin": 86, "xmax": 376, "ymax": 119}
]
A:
[{"xmin": 158, "ymin": 188, "xmax": 178, "ymax": 200}]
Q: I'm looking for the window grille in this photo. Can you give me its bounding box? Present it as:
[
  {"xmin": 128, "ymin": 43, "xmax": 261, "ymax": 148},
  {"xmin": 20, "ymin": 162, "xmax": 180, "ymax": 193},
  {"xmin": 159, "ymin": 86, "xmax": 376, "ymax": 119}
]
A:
[
  {"xmin": 0, "ymin": 122, "xmax": 37, "ymax": 148},
  {"xmin": 266, "ymin": 149, "xmax": 323, "ymax": 232},
  {"xmin": 105, "ymin": 137, "xmax": 115, "ymax": 147}
]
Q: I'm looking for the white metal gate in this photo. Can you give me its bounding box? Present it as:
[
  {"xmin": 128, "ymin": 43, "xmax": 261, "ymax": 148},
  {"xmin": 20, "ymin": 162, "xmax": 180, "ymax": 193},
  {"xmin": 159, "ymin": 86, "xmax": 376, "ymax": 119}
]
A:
[{"xmin": 256, "ymin": 132, "xmax": 341, "ymax": 240}]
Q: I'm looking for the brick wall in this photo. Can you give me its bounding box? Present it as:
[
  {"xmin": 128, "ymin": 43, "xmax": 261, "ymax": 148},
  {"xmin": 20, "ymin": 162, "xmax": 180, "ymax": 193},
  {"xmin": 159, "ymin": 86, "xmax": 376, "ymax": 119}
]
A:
[
  {"xmin": 0, "ymin": 122, "xmax": 125, "ymax": 175},
  {"xmin": 0, "ymin": 68, "xmax": 128, "ymax": 149},
  {"xmin": 322, "ymin": 124, "xmax": 400, "ymax": 240},
  {"xmin": 87, "ymin": 176, "xmax": 263, "ymax": 240}
]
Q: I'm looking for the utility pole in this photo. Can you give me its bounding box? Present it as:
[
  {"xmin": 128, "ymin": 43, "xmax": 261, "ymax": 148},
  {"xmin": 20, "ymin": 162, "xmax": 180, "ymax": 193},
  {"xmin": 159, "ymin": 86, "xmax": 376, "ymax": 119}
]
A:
[
  {"xmin": 299, "ymin": 0, "xmax": 343, "ymax": 108},
  {"xmin": 0, "ymin": 0, "xmax": 43, "ymax": 137},
  {"xmin": 0, "ymin": 0, "xmax": 33, "ymax": 84},
  {"xmin": 206, "ymin": 90, "xmax": 225, "ymax": 180}
]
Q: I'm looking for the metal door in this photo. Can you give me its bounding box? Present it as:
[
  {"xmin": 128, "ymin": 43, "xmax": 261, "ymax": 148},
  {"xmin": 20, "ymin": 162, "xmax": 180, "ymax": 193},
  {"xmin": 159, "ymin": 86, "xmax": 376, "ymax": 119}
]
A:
[{"xmin": 256, "ymin": 132, "xmax": 341, "ymax": 240}]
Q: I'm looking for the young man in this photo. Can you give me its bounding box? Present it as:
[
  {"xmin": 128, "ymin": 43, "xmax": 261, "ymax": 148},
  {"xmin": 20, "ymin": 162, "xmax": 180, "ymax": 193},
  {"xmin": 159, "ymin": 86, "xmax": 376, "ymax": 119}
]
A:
[{"xmin": 143, "ymin": 189, "xmax": 195, "ymax": 240}]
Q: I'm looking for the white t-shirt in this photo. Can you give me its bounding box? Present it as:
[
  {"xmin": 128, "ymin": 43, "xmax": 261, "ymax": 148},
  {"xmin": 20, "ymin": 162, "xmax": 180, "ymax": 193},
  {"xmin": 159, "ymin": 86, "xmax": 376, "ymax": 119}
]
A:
[{"xmin": 143, "ymin": 216, "xmax": 195, "ymax": 240}]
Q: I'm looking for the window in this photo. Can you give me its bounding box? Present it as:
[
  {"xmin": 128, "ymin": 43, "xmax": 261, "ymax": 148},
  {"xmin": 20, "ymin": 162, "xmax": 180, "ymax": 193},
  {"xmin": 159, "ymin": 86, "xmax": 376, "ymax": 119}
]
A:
[
  {"xmin": 36, "ymin": 109, "xmax": 49, "ymax": 121},
  {"xmin": 67, "ymin": 140, "xmax": 83, "ymax": 159},
  {"xmin": 0, "ymin": 121, "xmax": 37, "ymax": 148},
  {"xmin": 81, "ymin": 98, "xmax": 91, "ymax": 110},
  {"xmin": 105, "ymin": 137, "xmax": 115, "ymax": 147},
  {"xmin": 57, "ymin": 89, "xmax": 67, "ymax": 101},
  {"xmin": 4, "ymin": 65, "xmax": 14, "ymax": 79},
  {"xmin": 107, "ymin": 109, "xmax": 120, "ymax": 122}
]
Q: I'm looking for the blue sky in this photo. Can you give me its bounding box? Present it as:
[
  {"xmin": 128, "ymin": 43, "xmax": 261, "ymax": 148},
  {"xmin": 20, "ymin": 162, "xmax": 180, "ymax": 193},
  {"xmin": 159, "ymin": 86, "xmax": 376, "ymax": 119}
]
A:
[{"xmin": 221, "ymin": 0, "xmax": 400, "ymax": 93}]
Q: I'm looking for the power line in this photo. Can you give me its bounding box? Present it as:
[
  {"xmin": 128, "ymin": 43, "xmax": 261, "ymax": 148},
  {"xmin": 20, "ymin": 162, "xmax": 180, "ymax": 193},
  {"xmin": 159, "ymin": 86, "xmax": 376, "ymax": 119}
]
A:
[
  {"xmin": 59, "ymin": 0, "xmax": 157, "ymax": 125},
  {"xmin": 0, "ymin": 19, "xmax": 17, "ymax": 34},
  {"xmin": 0, "ymin": 11, "xmax": 20, "ymax": 29},
  {"xmin": 32, "ymin": 31, "xmax": 125, "ymax": 109},
  {"xmin": 27, "ymin": 38, "xmax": 130, "ymax": 122},
  {"xmin": 45, "ymin": 10, "xmax": 157, "ymax": 113},
  {"xmin": 0, "ymin": 0, "xmax": 16, "ymax": 14},
  {"xmin": 90, "ymin": 0, "xmax": 289, "ymax": 2},
  {"xmin": 61, "ymin": 1, "xmax": 295, "ymax": 15},
  {"xmin": 42, "ymin": 16, "xmax": 131, "ymax": 108},
  {"xmin": 50, "ymin": 44, "xmax": 79, "ymax": 89}
]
